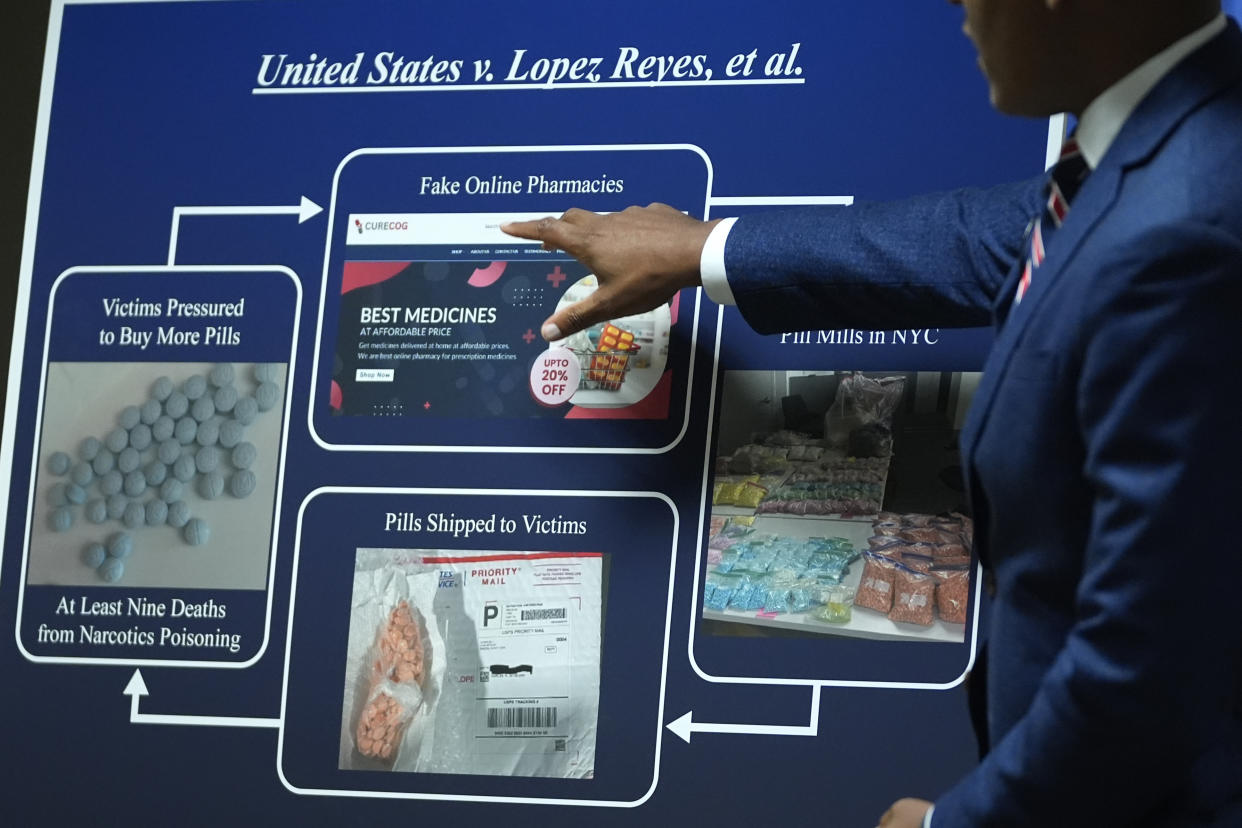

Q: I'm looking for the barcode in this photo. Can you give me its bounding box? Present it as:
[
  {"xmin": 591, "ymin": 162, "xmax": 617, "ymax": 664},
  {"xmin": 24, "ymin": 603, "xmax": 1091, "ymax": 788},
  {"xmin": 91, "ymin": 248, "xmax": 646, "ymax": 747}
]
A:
[
  {"xmin": 486, "ymin": 706, "xmax": 558, "ymax": 728},
  {"xmin": 521, "ymin": 608, "xmax": 566, "ymax": 621}
]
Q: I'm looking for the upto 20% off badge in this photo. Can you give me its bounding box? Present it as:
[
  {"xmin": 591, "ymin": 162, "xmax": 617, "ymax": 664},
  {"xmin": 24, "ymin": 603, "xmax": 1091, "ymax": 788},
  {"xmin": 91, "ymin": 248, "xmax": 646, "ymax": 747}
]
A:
[{"xmin": 529, "ymin": 347, "xmax": 580, "ymax": 407}]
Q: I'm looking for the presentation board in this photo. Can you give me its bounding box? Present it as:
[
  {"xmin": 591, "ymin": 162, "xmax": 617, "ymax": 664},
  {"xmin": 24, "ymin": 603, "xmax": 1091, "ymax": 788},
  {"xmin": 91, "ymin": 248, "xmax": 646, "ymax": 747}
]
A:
[{"xmin": 0, "ymin": 1, "xmax": 1070, "ymax": 824}]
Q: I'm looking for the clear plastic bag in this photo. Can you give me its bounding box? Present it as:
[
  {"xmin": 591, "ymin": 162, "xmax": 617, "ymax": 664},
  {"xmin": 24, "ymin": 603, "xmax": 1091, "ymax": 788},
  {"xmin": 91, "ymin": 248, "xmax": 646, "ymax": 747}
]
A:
[
  {"xmin": 353, "ymin": 600, "xmax": 428, "ymax": 764},
  {"xmin": 823, "ymin": 373, "xmax": 906, "ymax": 451},
  {"xmin": 355, "ymin": 681, "xmax": 424, "ymax": 763},
  {"xmin": 855, "ymin": 551, "xmax": 897, "ymax": 612},
  {"xmin": 889, "ymin": 565, "xmax": 936, "ymax": 626},
  {"xmin": 932, "ymin": 564, "xmax": 971, "ymax": 624}
]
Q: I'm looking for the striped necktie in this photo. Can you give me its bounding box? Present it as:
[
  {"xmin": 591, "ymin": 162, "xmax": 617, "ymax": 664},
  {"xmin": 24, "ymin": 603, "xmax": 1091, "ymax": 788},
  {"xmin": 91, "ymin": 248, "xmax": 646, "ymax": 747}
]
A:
[{"xmin": 1014, "ymin": 139, "xmax": 1091, "ymax": 305}]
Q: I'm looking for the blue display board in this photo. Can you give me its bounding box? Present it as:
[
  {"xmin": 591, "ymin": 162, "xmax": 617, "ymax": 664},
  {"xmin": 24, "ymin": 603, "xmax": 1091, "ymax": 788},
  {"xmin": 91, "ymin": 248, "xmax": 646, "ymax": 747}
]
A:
[{"xmin": 0, "ymin": 1, "xmax": 1059, "ymax": 824}]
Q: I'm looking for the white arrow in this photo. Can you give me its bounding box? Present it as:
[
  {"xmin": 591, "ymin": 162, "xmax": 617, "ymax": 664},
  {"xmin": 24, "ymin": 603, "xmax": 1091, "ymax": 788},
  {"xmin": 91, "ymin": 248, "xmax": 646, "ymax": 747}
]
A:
[
  {"xmin": 666, "ymin": 684, "xmax": 821, "ymax": 744},
  {"xmin": 166, "ymin": 196, "xmax": 323, "ymax": 265},
  {"xmin": 124, "ymin": 669, "xmax": 280, "ymax": 729}
]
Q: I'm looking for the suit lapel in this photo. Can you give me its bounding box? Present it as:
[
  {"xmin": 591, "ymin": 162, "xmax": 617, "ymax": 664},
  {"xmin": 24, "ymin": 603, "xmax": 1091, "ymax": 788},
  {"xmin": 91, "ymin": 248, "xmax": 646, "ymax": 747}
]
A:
[
  {"xmin": 959, "ymin": 21, "xmax": 1242, "ymax": 556},
  {"xmin": 994, "ymin": 18, "xmax": 1242, "ymax": 351}
]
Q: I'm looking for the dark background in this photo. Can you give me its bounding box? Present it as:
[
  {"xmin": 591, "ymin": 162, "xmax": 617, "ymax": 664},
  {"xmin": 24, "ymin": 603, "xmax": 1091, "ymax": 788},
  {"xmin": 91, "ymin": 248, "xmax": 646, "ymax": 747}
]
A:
[{"xmin": 1, "ymin": 2, "xmax": 51, "ymax": 411}]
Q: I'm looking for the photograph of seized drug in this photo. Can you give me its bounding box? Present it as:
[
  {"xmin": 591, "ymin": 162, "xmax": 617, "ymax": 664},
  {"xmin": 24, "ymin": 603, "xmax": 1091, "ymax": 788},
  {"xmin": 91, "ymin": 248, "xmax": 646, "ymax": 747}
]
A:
[{"xmin": 38, "ymin": 363, "xmax": 283, "ymax": 583}]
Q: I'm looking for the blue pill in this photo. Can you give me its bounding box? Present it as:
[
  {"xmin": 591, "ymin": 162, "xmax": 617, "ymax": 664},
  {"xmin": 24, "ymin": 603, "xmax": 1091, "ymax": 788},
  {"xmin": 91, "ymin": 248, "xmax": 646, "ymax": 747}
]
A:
[
  {"xmin": 107, "ymin": 532, "xmax": 133, "ymax": 559},
  {"xmin": 82, "ymin": 543, "xmax": 107, "ymax": 568},
  {"xmin": 218, "ymin": 419, "xmax": 244, "ymax": 448},
  {"xmin": 233, "ymin": 397, "xmax": 258, "ymax": 426},
  {"xmin": 210, "ymin": 363, "xmax": 234, "ymax": 387},
  {"xmin": 105, "ymin": 427, "xmax": 128, "ymax": 454},
  {"xmin": 254, "ymin": 363, "xmax": 279, "ymax": 382},
  {"xmin": 151, "ymin": 415, "xmax": 175, "ymax": 442},
  {"xmin": 117, "ymin": 447, "xmax": 141, "ymax": 474},
  {"xmin": 191, "ymin": 396, "xmax": 215, "ymax": 423},
  {"xmin": 152, "ymin": 376, "xmax": 174, "ymax": 401},
  {"xmin": 140, "ymin": 398, "xmax": 162, "ymax": 425},
  {"xmin": 139, "ymin": 397, "xmax": 160, "ymax": 424},
  {"xmin": 49, "ymin": 451, "xmax": 71, "ymax": 476},
  {"xmin": 128, "ymin": 423, "xmax": 152, "ymax": 451},
  {"xmin": 144, "ymin": 461, "xmax": 167, "ymax": 487},
  {"xmin": 174, "ymin": 416, "xmax": 198, "ymax": 445},
  {"xmin": 228, "ymin": 469, "xmax": 257, "ymax": 498},
  {"xmin": 196, "ymin": 446, "xmax": 221, "ymax": 474},
  {"xmin": 183, "ymin": 517, "xmax": 210, "ymax": 546},
  {"xmin": 145, "ymin": 499, "xmax": 168, "ymax": 526},
  {"xmin": 79, "ymin": 437, "xmax": 102, "ymax": 462},
  {"xmin": 70, "ymin": 461, "xmax": 93, "ymax": 487},
  {"xmin": 106, "ymin": 494, "xmax": 127, "ymax": 520},
  {"xmin": 119, "ymin": 405, "xmax": 141, "ymax": 430},
  {"xmin": 124, "ymin": 470, "xmax": 147, "ymax": 497},
  {"xmin": 51, "ymin": 506, "xmax": 74, "ymax": 531},
  {"xmin": 157, "ymin": 438, "xmax": 181, "ymax": 465},
  {"xmin": 183, "ymin": 375, "xmax": 207, "ymax": 400},
  {"xmin": 166, "ymin": 500, "xmax": 191, "ymax": 529},
  {"xmin": 159, "ymin": 478, "xmax": 183, "ymax": 503},
  {"xmin": 195, "ymin": 419, "xmax": 220, "ymax": 447},
  {"xmin": 164, "ymin": 390, "xmax": 189, "ymax": 419},
  {"xmin": 48, "ymin": 482, "xmax": 69, "ymax": 506},
  {"xmin": 172, "ymin": 454, "xmax": 196, "ymax": 482},
  {"xmin": 231, "ymin": 442, "xmax": 257, "ymax": 470},
  {"xmin": 122, "ymin": 502, "xmax": 144, "ymax": 529},
  {"xmin": 99, "ymin": 470, "xmax": 123, "ymax": 496},
  {"xmin": 98, "ymin": 557, "xmax": 125, "ymax": 583},
  {"xmin": 212, "ymin": 384, "xmax": 238, "ymax": 413},
  {"xmin": 65, "ymin": 483, "xmax": 87, "ymax": 505},
  {"xmin": 91, "ymin": 450, "xmax": 115, "ymax": 476},
  {"xmin": 85, "ymin": 499, "xmax": 107, "ymax": 524},
  {"xmin": 197, "ymin": 469, "xmax": 224, "ymax": 499},
  {"xmin": 255, "ymin": 381, "xmax": 280, "ymax": 412}
]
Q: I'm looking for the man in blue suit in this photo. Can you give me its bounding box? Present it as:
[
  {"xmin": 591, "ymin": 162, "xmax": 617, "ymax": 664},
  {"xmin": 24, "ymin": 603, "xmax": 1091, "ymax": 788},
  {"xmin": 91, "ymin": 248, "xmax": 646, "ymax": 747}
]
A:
[{"xmin": 506, "ymin": 0, "xmax": 1242, "ymax": 825}]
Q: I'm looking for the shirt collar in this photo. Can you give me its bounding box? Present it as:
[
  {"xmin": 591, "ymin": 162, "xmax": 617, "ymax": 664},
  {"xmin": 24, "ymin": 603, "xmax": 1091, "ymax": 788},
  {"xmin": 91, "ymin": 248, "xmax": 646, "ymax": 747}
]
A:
[{"xmin": 1075, "ymin": 13, "xmax": 1227, "ymax": 169}]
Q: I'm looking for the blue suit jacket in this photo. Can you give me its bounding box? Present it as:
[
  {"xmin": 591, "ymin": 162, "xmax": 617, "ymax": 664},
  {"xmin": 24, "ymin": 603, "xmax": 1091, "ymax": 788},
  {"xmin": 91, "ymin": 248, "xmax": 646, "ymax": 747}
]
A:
[{"xmin": 725, "ymin": 22, "xmax": 1242, "ymax": 827}]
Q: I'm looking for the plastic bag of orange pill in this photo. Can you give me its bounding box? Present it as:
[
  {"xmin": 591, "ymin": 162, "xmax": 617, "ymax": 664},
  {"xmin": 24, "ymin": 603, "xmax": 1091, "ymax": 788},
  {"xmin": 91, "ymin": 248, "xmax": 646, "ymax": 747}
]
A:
[
  {"xmin": 339, "ymin": 556, "xmax": 443, "ymax": 773},
  {"xmin": 354, "ymin": 677, "xmax": 425, "ymax": 765},
  {"xmin": 854, "ymin": 550, "xmax": 897, "ymax": 613},
  {"xmin": 889, "ymin": 564, "xmax": 937, "ymax": 626}
]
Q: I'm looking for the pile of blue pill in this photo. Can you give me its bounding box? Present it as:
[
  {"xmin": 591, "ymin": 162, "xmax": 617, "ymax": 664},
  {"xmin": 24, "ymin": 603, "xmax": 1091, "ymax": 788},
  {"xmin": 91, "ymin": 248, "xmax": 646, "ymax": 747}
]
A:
[{"xmin": 42, "ymin": 363, "xmax": 282, "ymax": 583}]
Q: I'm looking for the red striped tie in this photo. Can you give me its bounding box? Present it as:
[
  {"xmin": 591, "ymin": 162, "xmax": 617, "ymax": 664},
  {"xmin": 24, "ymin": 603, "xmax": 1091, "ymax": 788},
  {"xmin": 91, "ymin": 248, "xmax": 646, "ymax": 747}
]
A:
[{"xmin": 1015, "ymin": 139, "xmax": 1090, "ymax": 305}]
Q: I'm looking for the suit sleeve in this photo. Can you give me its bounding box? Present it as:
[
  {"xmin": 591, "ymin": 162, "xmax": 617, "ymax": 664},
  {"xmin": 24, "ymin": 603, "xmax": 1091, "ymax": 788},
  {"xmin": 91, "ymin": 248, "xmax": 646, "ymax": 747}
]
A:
[
  {"xmin": 930, "ymin": 223, "xmax": 1242, "ymax": 826},
  {"xmin": 725, "ymin": 178, "xmax": 1043, "ymax": 333}
]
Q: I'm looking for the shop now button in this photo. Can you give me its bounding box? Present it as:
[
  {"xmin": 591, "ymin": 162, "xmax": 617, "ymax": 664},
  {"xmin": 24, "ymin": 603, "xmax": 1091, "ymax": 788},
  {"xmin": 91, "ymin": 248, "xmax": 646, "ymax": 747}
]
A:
[{"xmin": 355, "ymin": 368, "xmax": 394, "ymax": 382}]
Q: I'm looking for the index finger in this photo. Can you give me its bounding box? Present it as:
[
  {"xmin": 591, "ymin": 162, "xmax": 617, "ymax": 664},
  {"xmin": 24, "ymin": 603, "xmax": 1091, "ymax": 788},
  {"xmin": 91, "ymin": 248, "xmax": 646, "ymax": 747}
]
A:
[
  {"xmin": 500, "ymin": 216, "xmax": 582, "ymax": 251},
  {"xmin": 499, "ymin": 217, "xmax": 553, "ymax": 241}
]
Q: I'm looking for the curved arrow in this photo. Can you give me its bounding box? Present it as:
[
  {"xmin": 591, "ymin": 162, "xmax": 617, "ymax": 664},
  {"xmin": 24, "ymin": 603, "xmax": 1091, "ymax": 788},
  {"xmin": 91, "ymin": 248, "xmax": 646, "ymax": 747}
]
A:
[
  {"xmin": 124, "ymin": 669, "xmax": 280, "ymax": 729},
  {"xmin": 167, "ymin": 196, "xmax": 323, "ymax": 265}
]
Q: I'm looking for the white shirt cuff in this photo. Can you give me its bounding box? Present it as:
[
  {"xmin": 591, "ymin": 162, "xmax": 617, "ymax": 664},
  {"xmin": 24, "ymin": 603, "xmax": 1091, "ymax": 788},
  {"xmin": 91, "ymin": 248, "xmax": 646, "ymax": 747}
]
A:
[
  {"xmin": 698, "ymin": 216, "xmax": 739, "ymax": 306},
  {"xmin": 923, "ymin": 805, "xmax": 935, "ymax": 828}
]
